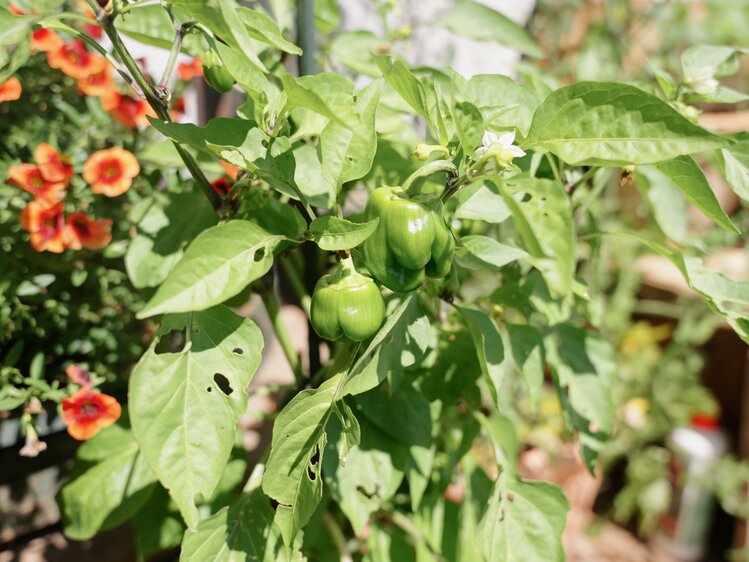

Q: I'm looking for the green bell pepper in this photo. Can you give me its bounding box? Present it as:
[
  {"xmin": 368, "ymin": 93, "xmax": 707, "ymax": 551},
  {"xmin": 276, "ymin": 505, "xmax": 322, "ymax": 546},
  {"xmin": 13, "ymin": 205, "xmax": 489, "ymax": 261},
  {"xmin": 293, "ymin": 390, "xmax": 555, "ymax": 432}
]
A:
[
  {"xmin": 362, "ymin": 186, "xmax": 455, "ymax": 292},
  {"xmin": 201, "ymin": 50, "xmax": 234, "ymax": 93},
  {"xmin": 310, "ymin": 259, "xmax": 385, "ymax": 342}
]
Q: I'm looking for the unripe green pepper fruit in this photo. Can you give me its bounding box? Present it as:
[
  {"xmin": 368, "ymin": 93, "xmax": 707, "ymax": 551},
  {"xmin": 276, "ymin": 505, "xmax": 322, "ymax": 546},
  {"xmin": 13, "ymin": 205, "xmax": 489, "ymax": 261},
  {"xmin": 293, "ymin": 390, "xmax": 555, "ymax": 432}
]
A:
[
  {"xmin": 201, "ymin": 50, "xmax": 234, "ymax": 93},
  {"xmin": 310, "ymin": 259, "xmax": 385, "ymax": 342},
  {"xmin": 362, "ymin": 186, "xmax": 455, "ymax": 292}
]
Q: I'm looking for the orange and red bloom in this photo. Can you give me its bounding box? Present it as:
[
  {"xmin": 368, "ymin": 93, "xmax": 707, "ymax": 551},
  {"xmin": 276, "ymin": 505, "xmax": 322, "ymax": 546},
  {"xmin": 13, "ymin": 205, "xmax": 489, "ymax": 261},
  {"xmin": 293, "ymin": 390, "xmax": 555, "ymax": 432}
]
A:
[
  {"xmin": 47, "ymin": 39, "xmax": 106, "ymax": 80},
  {"xmin": 0, "ymin": 77, "xmax": 22, "ymax": 103},
  {"xmin": 61, "ymin": 386, "xmax": 121, "ymax": 440},
  {"xmin": 177, "ymin": 57, "xmax": 203, "ymax": 81},
  {"xmin": 211, "ymin": 177, "xmax": 232, "ymax": 197},
  {"xmin": 64, "ymin": 212, "xmax": 112, "ymax": 250},
  {"xmin": 30, "ymin": 28, "xmax": 63, "ymax": 53},
  {"xmin": 34, "ymin": 143, "xmax": 74, "ymax": 184},
  {"xmin": 9, "ymin": 164, "xmax": 67, "ymax": 204},
  {"xmin": 100, "ymin": 91, "xmax": 154, "ymax": 128},
  {"xmin": 83, "ymin": 146, "xmax": 140, "ymax": 196},
  {"xmin": 21, "ymin": 200, "xmax": 67, "ymax": 253},
  {"xmin": 77, "ymin": 65, "xmax": 115, "ymax": 97}
]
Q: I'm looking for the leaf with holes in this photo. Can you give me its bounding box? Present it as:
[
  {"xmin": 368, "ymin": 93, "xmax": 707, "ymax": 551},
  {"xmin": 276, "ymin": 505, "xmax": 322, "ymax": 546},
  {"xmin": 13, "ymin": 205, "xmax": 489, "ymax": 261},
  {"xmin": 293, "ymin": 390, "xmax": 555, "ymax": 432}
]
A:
[
  {"xmin": 307, "ymin": 216, "xmax": 379, "ymax": 251},
  {"xmin": 180, "ymin": 465, "xmax": 300, "ymax": 562},
  {"xmin": 129, "ymin": 305, "xmax": 263, "ymax": 529},
  {"xmin": 478, "ymin": 476, "xmax": 569, "ymax": 562},
  {"xmin": 262, "ymin": 373, "xmax": 343, "ymax": 546},
  {"xmin": 523, "ymin": 82, "xmax": 728, "ymax": 166},
  {"xmin": 323, "ymin": 416, "xmax": 407, "ymax": 534},
  {"xmin": 137, "ymin": 221, "xmax": 284, "ymax": 318}
]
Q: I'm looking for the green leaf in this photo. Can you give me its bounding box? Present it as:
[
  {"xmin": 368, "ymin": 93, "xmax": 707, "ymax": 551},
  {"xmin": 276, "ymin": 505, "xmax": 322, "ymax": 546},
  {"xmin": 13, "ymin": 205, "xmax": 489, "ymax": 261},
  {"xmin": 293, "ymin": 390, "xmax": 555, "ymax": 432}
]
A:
[
  {"xmin": 452, "ymin": 101, "xmax": 485, "ymax": 156},
  {"xmin": 324, "ymin": 416, "xmax": 406, "ymax": 534},
  {"xmin": 132, "ymin": 487, "xmax": 185, "ymax": 561},
  {"xmin": 456, "ymin": 235, "xmax": 528, "ymax": 270},
  {"xmin": 353, "ymin": 384, "xmax": 434, "ymax": 511},
  {"xmin": 59, "ymin": 425, "xmax": 157, "ymax": 540},
  {"xmin": 459, "ymin": 307, "xmax": 506, "ymax": 406},
  {"xmin": 547, "ymin": 324, "xmax": 616, "ymax": 470},
  {"xmin": 463, "ymin": 74, "xmax": 542, "ymax": 137},
  {"xmin": 331, "ymin": 31, "xmax": 383, "ymax": 76},
  {"xmin": 114, "ymin": 6, "xmax": 202, "ymax": 54},
  {"xmin": 681, "ymin": 45, "xmax": 748, "ymax": 82},
  {"xmin": 126, "ymin": 193, "xmax": 217, "ymax": 289},
  {"xmin": 0, "ymin": 12, "xmax": 32, "ymax": 47},
  {"xmin": 721, "ymin": 138, "xmax": 749, "ymax": 202},
  {"xmin": 308, "ymin": 216, "xmax": 379, "ymax": 251},
  {"xmin": 478, "ymin": 476, "xmax": 569, "ymax": 562},
  {"xmin": 524, "ymin": 82, "xmax": 728, "ymax": 166},
  {"xmin": 636, "ymin": 167, "xmax": 690, "ymax": 244},
  {"xmin": 262, "ymin": 373, "xmax": 343, "ymax": 545},
  {"xmin": 236, "ymin": 6, "xmax": 301, "ymax": 54},
  {"xmin": 281, "ymin": 72, "xmax": 354, "ymax": 128},
  {"xmin": 454, "ymin": 182, "xmax": 512, "ymax": 224},
  {"xmin": 374, "ymin": 55, "xmax": 431, "ymax": 122},
  {"xmin": 319, "ymin": 79, "xmax": 383, "ymax": 193},
  {"xmin": 215, "ymin": 41, "xmax": 271, "ymax": 98},
  {"xmin": 435, "ymin": 0, "xmax": 541, "ymax": 58},
  {"xmin": 651, "ymin": 156, "xmax": 739, "ymax": 233},
  {"xmin": 137, "ymin": 221, "xmax": 283, "ymax": 318},
  {"xmin": 129, "ymin": 306, "xmax": 264, "ymax": 528},
  {"xmin": 0, "ymin": 28, "xmax": 29, "ymax": 81},
  {"xmin": 505, "ymin": 323, "xmax": 545, "ymax": 409},
  {"xmin": 342, "ymin": 296, "xmax": 426, "ymax": 396},
  {"xmin": 181, "ymin": 465, "xmax": 292, "ymax": 561},
  {"xmin": 176, "ymin": 0, "xmax": 269, "ymax": 72},
  {"xmin": 497, "ymin": 176, "xmax": 575, "ymax": 297}
]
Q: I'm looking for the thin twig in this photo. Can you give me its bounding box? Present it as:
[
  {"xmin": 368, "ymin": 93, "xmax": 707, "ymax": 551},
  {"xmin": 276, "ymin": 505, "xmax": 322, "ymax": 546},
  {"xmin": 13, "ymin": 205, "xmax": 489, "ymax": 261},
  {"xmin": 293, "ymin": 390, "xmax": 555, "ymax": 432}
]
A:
[{"xmin": 260, "ymin": 287, "xmax": 303, "ymax": 385}]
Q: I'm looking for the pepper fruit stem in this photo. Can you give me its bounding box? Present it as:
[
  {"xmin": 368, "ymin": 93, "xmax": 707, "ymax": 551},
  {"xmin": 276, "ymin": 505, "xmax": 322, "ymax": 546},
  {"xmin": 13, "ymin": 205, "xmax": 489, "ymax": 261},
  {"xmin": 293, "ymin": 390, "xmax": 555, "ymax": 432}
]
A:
[{"xmin": 403, "ymin": 160, "xmax": 459, "ymax": 197}]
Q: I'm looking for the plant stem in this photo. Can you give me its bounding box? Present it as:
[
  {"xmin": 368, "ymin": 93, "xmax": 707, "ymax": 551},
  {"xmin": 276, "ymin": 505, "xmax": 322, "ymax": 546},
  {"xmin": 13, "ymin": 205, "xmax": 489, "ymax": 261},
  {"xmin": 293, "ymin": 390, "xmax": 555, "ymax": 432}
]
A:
[
  {"xmin": 118, "ymin": 0, "xmax": 159, "ymax": 15},
  {"xmin": 159, "ymin": 20, "xmax": 184, "ymax": 89},
  {"xmin": 546, "ymin": 153, "xmax": 563, "ymax": 184},
  {"xmin": 389, "ymin": 511, "xmax": 444, "ymax": 560},
  {"xmin": 322, "ymin": 512, "xmax": 352, "ymax": 562},
  {"xmin": 260, "ymin": 288, "xmax": 303, "ymax": 385},
  {"xmin": 96, "ymin": 8, "xmax": 224, "ymax": 214},
  {"xmin": 280, "ymin": 256, "xmax": 311, "ymax": 315},
  {"xmin": 402, "ymin": 159, "xmax": 458, "ymax": 196}
]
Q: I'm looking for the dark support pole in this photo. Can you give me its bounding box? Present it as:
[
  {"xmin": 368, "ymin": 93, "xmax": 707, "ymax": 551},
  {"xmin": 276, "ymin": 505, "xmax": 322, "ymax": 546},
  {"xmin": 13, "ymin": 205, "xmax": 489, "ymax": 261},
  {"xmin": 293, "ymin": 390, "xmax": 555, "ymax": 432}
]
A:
[
  {"xmin": 296, "ymin": 0, "xmax": 317, "ymax": 77},
  {"xmin": 296, "ymin": 0, "xmax": 321, "ymax": 379}
]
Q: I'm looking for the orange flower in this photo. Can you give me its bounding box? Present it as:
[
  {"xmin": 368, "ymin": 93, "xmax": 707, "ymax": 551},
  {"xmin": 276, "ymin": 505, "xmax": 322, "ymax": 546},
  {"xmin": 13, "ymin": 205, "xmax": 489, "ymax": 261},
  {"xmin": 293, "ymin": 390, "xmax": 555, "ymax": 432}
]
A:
[
  {"xmin": 211, "ymin": 177, "xmax": 232, "ymax": 197},
  {"xmin": 47, "ymin": 40, "xmax": 106, "ymax": 80},
  {"xmin": 20, "ymin": 200, "xmax": 66, "ymax": 253},
  {"xmin": 170, "ymin": 96, "xmax": 185, "ymax": 120},
  {"xmin": 83, "ymin": 147, "xmax": 140, "ymax": 196},
  {"xmin": 8, "ymin": 163, "xmax": 66, "ymax": 203},
  {"xmin": 177, "ymin": 57, "xmax": 203, "ymax": 81},
  {"xmin": 61, "ymin": 387, "xmax": 121, "ymax": 440},
  {"xmin": 30, "ymin": 28, "xmax": 63, "ymax": 52},
  {"xmin": 77, "ymin": 64, "xmax": 114, "ymax": 97},
  {"xmin": 64, "ymin": 212, "xmax": 112, "ymax": 250},
  {"xmin": 221, "ymin": 161, "xmax": 239, "ymax": 180},
  {"xmin": 83, "ymin": 9, "xmax": 103, "ymax": 39},
  {"xmin": 100, "ymin": 91, "xmax": 154, "ymax": 128},
  {"xmin": 66, "ymin": 365, "xmax": 93, "ymax": 386},
  {"xmin": 34, "ymin": 143, "xmax": 74, "ymax": 184},
  {"xmin": 0, "ymin": 77, "xmax": 22, "ymax": 102}
]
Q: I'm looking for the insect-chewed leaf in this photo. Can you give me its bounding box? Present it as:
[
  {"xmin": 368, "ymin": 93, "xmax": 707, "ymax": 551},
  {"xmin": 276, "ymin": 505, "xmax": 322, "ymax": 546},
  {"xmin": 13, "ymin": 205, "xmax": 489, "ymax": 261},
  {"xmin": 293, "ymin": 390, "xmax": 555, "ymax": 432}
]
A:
[{"xmin": 129, "ymin": 305, "xmax": 263, "ymax": 529}]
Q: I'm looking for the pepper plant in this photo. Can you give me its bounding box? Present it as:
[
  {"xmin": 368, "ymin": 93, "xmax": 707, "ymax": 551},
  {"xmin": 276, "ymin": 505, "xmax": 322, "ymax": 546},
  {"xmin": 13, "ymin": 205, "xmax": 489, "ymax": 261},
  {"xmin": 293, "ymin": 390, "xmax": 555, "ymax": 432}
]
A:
[{"xmin": 2, "ymin": 0, "xmax": 749, "ymax": 560}]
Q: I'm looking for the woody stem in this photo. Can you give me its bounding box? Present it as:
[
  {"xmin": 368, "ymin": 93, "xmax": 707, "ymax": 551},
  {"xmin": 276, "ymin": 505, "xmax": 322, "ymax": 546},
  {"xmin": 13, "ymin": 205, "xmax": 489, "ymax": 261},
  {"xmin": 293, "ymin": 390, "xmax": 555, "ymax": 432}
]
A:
[{"xmin": 91, "ymin": 2, "xmax": 224, "ymax": 214}]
